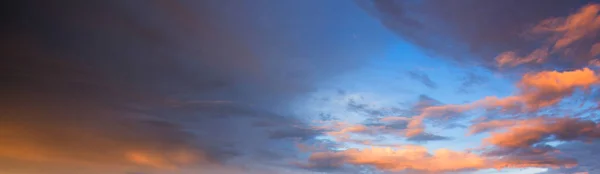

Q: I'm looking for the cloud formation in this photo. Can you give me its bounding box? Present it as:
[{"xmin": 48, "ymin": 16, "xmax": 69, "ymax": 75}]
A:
[
  {"xmin": 6, "ymin": 0, "xmax": 600, "ymax": 173},
  {"xmin": 479, "ymin": 117, "xmax": 600, "ymax": 148},
  {"xmin": 387, "ymin": 68, "xmax": 600, "ymax": 137},
  {"xmin": 467, "ymin": 117, "xmax": 600, "ymax": 172},
  {"xmin": 304, "ymin": 146, "xmax": 486, "ymax": 172},
  {"xmin": 496, "ymin": 4, "xmax": 600, "ymax": 68},
  {"xmin": 360, "ymin": 0, "xmax": 600, "ymax": 70},
  {"xmin": 1, "ymin": 0, "xmax": 390, "ymax": 173},
  {"xmin": 300, "ymin": 1, "xmax": 600, "ymax": 173},
  {"xmin": 302, "ymin": 145, "xmax": 576, "ymax": 173}
]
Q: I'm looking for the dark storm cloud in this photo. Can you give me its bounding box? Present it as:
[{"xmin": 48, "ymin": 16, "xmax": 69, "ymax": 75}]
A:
[
  {"xmin": 406, "ymin": 70, "xmax": 437, "ymax": 89},
  {"xmin": 358, "ymin": 0, "xmax": 600, "ymax": 70},
  {"xmin": 1, "ymin": 0, "xmax": 389, "ymax": 173}
]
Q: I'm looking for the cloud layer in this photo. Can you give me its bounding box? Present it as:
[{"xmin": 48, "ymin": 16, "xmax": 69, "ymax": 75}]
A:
[{"xmin": 1, "ymin": 0, "xmax": 389, "ymax": 173}]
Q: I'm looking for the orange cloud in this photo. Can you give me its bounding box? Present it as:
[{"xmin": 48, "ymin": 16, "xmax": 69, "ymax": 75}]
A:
[
  {"xmin": 394, "ymin": 103, "xmax": 473, "ymax": 137},
  {"xmin": 326, "ymin": 124, "xmax": 369, "ymax": 137},
  {"xmin": 304, "ymin": 145, "xmax": 575, "ymax": 172},
  {"xmin": 387, "ymin": 68, "xmax": 599, "ymax": 137},
  {"xmin": 0, "ymin": 123, "xmax": 207, "ymax": 172},
  {"xmin": 387, "ymin": 96, "xmax": 523, "ymax": 137},
  {"xmin": 534, "ymin": 4, "xmax": 600, "ymax": 50},
  {"xmin": 483, "ymin": 117, "xmax": 600, "ymax": 148},
  {"xmin": 469, "ymin": 119, "xmax": 521, "ymax": 135},
  {"xmin": 496, "ymin": 4, "xmax": 600, "ymax": 67},
  {"xmin": 491, "ymin": 157, "xmax": 577, "ymax": 171},
  {"xmin": 495, "ymin": 48, "xmax": 548, "ymax": 68},
  {"xmin": 126, "ymin": 150, "xmax": 201, "ymax": 169},
  {"xmin": 307, "ymin": 146, "xmax": 486, "ymax": 172},
  {"xmin": 0, "ymin": 95, "xmax": 209, "ymax": 174},
  {"xmin": 318, "ymin": 122, "xmax": 386, "ymax": 145},
  {"xmin": 518, "ymin": 68, "xmax": 599, "ymax": 109}
]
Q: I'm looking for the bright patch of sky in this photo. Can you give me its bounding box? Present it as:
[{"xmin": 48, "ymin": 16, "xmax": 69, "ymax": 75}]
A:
[{"xmin": 289, "ymin": 0, "xmax": 553, "ymax": 173}]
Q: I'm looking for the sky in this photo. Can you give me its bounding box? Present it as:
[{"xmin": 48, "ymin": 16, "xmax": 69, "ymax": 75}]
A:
[{"xmin": 2, "ymin": 0, "xmax": 600, "ymax": 174}]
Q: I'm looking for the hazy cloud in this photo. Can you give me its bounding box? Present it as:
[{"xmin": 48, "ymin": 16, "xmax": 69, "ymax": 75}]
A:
[{"xmin": 406, "ymin": 70, "xmax": 437, "ymax": 89}]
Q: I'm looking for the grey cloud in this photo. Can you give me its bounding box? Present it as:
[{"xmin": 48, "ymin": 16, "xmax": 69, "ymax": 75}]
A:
[
  {"xmin": 384, "ymin": 121, "xmax": 409, "ymax": 130},
  {"xmin": 411, "ymin": 94, "xmax": 442, "ymax": 113},
  {"xmin": 298, "ymin": 154, "xmax": 347, "ymax": 172},
  {"xmin": 542, "ymin": 141, "xmax": 600, "ymax": 174},
  {"xmin": 358, "ymin": 95, "xmax": 458, "ymax": 131},
  {"xmin": 483, "ymin": 144, "xmax": 557, "ymax": 157},
  {"xmin": 406, "ymin": 70, "xmax": 437, "ymax": 89},
  {"xmin": 347, "ymin": 99, "xmax": 406, "ymax": 118},
  {"xmin": 268, "ymin": 127, "xmax": 324, "ymax": 141},
  {"xmin": 406, "ymin": 133, "xmax": 451, "ymax": 142},
  {"xmin": 319, "ymin": 112, "xmax": 338, "ymax": 121},
  {"xmin": 457, "ymin": 72, "xmax": 488, "ymax": 93},
  {"xmin": 348, "ymin": 99, "xmax": 385, "ymax": 117}
]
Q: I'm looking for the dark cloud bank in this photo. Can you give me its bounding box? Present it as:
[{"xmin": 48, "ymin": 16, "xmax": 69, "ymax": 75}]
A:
[
  {"xmin": 359, "ymin": 0, "xmax": 600, "ymax": 71},
  {"xmin": 1, "ymin": 0, "xmax": 388, "ymax": 173}
]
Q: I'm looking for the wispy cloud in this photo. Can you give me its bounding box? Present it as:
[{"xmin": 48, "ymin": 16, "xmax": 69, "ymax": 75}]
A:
[{"xmin": 406, "ymin": 70, "xmax": 438, "ymax": 89}]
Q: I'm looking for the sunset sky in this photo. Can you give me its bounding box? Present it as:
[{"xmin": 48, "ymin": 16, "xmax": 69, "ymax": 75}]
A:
[{"xmin": 2, "ymin": 0, "xmax": 600, "ymax": 174}]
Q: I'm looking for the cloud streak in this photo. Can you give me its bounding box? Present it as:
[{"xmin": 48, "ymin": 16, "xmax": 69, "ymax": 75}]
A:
[{"xmin": 406, "ymin": 70, "xmax": 438, "ymax": 89}]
